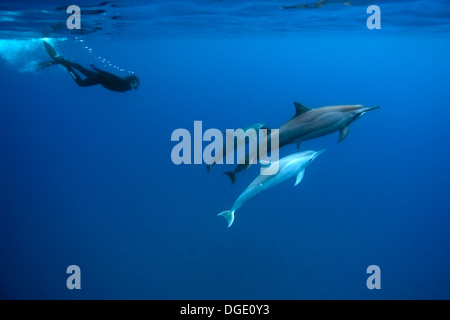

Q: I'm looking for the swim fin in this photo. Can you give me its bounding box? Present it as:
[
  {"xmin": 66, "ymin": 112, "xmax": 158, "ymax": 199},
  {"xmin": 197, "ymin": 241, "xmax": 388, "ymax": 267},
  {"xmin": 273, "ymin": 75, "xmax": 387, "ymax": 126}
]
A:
[
  {"xmin": 43, "ymin": 41, "xmax": 58, "ymax": 60},
  {"xmin": 36, "ymin": 60, "xmax": 58, "ymax": 70}
]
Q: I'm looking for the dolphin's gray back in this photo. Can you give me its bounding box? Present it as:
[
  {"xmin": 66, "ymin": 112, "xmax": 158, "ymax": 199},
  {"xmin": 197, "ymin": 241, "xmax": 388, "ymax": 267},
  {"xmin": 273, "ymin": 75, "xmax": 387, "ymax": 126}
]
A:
[{"xmin": 278, "ymin": 106, "xmax": 357, "ymax": 147}]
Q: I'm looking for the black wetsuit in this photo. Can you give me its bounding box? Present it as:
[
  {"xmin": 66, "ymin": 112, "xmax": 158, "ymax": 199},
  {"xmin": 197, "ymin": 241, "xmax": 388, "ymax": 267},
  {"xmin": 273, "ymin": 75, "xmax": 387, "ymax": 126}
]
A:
[
  {"xmin": 63, "ymin": 62, "xmax": 133, "ymax": 92},
  {"xmin": 39, "ymin": 41, "xmax": 139, "ymax": 92}
]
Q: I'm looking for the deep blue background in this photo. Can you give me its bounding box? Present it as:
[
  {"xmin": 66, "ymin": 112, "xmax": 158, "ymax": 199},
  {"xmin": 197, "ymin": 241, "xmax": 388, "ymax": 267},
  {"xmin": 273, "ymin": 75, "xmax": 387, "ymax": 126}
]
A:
[{"xmin": 1, "ymin": 20, "xmax": 450, "ymax": 299}]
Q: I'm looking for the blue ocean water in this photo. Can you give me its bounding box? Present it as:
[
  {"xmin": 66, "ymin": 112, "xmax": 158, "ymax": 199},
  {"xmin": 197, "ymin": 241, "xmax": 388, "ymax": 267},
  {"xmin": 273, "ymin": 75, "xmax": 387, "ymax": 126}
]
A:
[{"xmin": 0, "ymin": 0, "xmax": 449, "ymax": 300}]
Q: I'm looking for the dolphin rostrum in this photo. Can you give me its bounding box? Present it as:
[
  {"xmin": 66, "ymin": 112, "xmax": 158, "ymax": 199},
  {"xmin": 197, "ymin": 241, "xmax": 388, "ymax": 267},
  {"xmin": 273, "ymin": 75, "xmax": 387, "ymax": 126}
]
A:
[{"xmin": 218, "ymin": 150, "xmax": 325, "ymax": 227}]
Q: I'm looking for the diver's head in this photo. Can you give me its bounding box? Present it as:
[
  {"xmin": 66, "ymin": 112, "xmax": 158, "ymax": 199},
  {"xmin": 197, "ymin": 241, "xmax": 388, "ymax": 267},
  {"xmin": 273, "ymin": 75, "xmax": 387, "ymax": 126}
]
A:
[{"xmin": 125, "ymin": 75, "xmax": 140, "ymax": 89}]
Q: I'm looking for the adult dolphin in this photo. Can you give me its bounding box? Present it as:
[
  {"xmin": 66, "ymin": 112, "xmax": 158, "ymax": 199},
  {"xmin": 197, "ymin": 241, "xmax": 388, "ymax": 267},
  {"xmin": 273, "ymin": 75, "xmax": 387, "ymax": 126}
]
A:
[
  {"xmin": 218, "ymin": 150, "xmax": 325, "ymax": 227},
  {"xmin": 276, "ymin": 102, "xmax": 380, "ymax": 149}
]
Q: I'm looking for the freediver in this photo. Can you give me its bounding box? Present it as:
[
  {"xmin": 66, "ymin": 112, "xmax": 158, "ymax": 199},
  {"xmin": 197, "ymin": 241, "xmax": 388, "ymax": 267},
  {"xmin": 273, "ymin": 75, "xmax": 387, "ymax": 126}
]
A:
[{"xmin": 38, "ymin": 41, "xmax": 140, "ymax": 92}]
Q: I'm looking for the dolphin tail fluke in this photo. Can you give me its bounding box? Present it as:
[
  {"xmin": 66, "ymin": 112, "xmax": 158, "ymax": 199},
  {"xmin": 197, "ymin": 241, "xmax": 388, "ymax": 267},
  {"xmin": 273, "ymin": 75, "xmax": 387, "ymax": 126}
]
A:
[
  {"xmin": 224, "ymin": 171, "xmax": 236, "ymax": 185},
  {"xmin": 218, "ymin": 210, "xmax": 235, "ymax": 228}
]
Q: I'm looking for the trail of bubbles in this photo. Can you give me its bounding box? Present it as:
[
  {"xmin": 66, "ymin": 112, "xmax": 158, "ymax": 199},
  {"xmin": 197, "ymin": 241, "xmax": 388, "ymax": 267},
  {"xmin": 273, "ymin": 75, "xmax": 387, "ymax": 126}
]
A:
[{"xmin": 74, "ymin": 36, "xmax": 135, "ymax": 75}]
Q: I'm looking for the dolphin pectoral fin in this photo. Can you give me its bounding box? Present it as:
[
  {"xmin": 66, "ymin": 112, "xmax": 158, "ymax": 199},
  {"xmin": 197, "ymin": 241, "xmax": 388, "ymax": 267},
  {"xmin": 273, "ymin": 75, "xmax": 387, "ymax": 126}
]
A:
[
  {"xmin": 218, "ymin": 210, "xmax": 235, "ymax": 228},
  {"xmin": 295, "ymin": 170, "xmax": 305, "ymax": 186},
  {"xmin": 338, "ymin": 125, "xmax": 350, "ymax": 143},
  {"xmin": 294, "ymin": 102, "xmax": 312, "ymax": 116}
]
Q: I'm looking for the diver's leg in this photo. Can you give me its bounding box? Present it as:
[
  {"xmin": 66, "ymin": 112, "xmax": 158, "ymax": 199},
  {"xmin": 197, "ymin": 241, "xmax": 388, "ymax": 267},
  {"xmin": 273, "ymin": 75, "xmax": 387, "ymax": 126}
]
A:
[
  {"xmin": 65, "ymin": 66, "xmax": 99, "ymax": 87},
  {"xmin": 65, "ymin": 62, "xmax": 98, "ymax": 78}
]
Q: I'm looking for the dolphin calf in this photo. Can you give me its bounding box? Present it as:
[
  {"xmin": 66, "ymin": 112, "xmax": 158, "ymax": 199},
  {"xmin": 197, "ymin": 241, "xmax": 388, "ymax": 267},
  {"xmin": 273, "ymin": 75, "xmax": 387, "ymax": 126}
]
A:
[
  {"xmin": 218, "ymin": 150, "xmax": 325, "ymax": 227},
  {"xmin": 276, "ymin": 102, "xmax": 379, "ymax": 149},
  {"xmin": 206, "ymin": 122, "xmax": 267, "ymax": 173}
]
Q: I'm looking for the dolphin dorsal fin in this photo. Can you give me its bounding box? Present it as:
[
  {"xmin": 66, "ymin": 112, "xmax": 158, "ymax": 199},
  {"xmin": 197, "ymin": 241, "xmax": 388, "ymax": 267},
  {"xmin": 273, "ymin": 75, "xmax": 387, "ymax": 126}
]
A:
[{"xmin": 294, "ymin": 102, "xmax": 312, "ymax": 116}]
